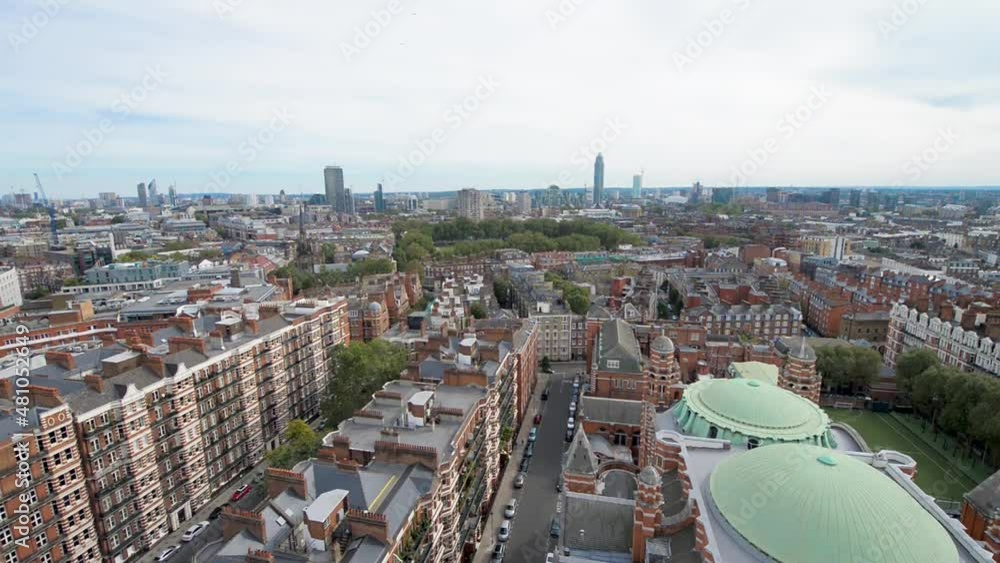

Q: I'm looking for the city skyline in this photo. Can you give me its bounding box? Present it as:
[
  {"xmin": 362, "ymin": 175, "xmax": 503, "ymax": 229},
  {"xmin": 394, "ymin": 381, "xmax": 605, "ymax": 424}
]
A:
[{"xmin": 4, "ymin": 1, "xmax": 999, "ymax": 196}]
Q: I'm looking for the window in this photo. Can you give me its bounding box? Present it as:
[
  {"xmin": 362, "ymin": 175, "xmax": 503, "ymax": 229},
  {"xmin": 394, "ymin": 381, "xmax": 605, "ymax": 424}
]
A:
[
  {"xmin": 5, "ymin": 551, "xmax": 16, "ymax": 563},
  {"xmin": 35, "ymin": 532, "xmax": 47, "ymax": 548},
  {"xmin": 606, "ymin": 360, "xmax": 620, "ymax": 369},
  {"xmin": 0, "ymin": 527, "xmax": 9, "ymax": 546}
]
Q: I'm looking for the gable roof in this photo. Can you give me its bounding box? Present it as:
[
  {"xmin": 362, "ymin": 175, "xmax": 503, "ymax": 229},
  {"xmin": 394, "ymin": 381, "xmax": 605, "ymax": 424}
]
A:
[
  {"xmin": 596, "ymin": 319, "xmax": 642, "ymax": 374},
  {"xmin": 565, "ymin": 429, "xmax": 598, "ymax": 475}
]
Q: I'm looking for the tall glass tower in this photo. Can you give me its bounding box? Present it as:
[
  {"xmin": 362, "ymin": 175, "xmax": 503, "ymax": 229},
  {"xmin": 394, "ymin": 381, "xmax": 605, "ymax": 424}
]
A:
[{"xmin": 593, "ymin": 153, "xmax": 604, "ymax": 205}]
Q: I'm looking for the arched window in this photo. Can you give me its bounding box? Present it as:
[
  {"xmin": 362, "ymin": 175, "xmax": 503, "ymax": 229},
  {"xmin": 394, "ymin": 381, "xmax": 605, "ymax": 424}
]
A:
[{"xmin": 709, "ymin": 426, "xmax": 719, "ymax": 439}]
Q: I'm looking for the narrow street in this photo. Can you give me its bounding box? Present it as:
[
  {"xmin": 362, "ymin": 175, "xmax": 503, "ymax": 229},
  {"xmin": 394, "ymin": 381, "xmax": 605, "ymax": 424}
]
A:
[{"xmin": 476, "ymin": 361, "xmax": 582, "ymax": 563}]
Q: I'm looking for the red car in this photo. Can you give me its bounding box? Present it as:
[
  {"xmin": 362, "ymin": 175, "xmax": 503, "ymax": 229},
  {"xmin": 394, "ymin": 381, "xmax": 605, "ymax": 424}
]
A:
[
  {"xmin": 231, "ymin": 484, "xmax": 252, "ymax": 502},
  {"xmin": 533, "ymin": 413, "xmax": 542, "ymax": 424}
]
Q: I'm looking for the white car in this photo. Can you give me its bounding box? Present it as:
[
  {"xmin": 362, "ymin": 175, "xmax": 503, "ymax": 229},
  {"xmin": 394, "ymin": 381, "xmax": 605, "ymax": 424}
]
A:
[
  {"xmin": 155, "ymin": 546, "xmax": 181, "ymax": 561},
  {"xmin": 566, "ymin": 417, "xmax": 575, "ymax": 430},
  {"xmin": 569, "ymin": 401, "xmax": 577, "ymax": 414},
  {"xmin": 504, "ymin": 499, "xmax": 517, "ymax": 518},
  {"xmin": 181, "ymin": 521, "xmax": 210, "ymax": 542},
  {"xmin": 498, "ymin": 519, "xmax": 511, "ymax": 542}
]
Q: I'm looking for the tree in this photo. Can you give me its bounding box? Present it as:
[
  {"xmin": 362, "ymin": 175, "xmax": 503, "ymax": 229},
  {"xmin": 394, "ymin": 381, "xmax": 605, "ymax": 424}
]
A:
[
  {"xmin": 895, "ymin": 348, "xmax": 940, "ymax": 397},
  {"xmin": 470, "ymin": 302, "xmax": 487, "ymax": 319},
  {"xmin": 110, "ymin": 215, "xmax": 126, "ymax": 224},
  {"xmin": 322, "ymin": 341, "xmax": 408, "ymax": 429},
  {"xmin": 265, "ymin": 419, "xmax": 321, "ymax": 469},
  {"xmin": 541, "ymin": 356, "xmax": 552, "ymax": 372},
  {"xmin": 493, "ymin": 279, "xmax": 514, "ymax": 309},
  {"xmin": 815, "ymin": 345, "xmax": 882, "ymax": 393}
]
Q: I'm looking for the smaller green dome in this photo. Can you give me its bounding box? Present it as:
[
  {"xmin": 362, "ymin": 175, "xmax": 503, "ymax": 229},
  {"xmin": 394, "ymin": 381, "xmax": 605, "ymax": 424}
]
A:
[
  {"xmin": 709, "ymin": 444, "xmax": 960, "ymax": 563},
  {"xmin": 674, "ymin": 378, "xmax": 833, "ymax": 446}
]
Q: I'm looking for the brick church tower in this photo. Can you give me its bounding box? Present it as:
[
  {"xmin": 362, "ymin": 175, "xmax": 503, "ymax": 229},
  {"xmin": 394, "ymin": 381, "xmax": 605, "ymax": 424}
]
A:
[
  {"xmin": 632, "ymin": 465, "xmax": 664, "ymax": 562},
  {"xmin": 779, "ymin": 339, "xmax": 821, "ymax": 404},
  {"xmin": 646, "ymin": 334, "xmax": 682, "ymax": 407}
]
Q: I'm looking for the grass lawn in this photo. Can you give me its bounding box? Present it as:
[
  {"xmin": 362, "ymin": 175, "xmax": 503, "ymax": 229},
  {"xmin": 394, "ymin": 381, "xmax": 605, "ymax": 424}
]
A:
[{"xmin": 825, "ymin": 408, "xmax": 979, "ymax": 502}]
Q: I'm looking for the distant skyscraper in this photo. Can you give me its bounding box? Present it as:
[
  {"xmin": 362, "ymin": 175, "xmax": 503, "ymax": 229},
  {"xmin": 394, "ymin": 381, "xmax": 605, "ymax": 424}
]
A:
[
  {"xmin": 168, "ymin": 185, "xmax": 177, "ymax": 207},
  {"xmin": 344, "ymin": 189, "xmax": 355, "ymax": 215},
  {"xmin": 324, "ymin": 166, "xmax": 346, "ymax": 212},
  {"xmin": 593, "ymin": 153, "xmax": 605, "ymax": 205},
  {"xmin": 766, "ymin": 187, "xmax": 781, "ymax": 204},
  {"xmin": 632, "ymin": 173, "xmax": 642, "ymax": 199},
  {"xmin": 547, "ymin": 184, "xmax": 560, "ymax": 209},
  {"xmin": 136, "ymin": 182, "xmax": 148, "ymax": 208},
  {"xmin": 148, "ymin": 179, "xmax": 158, "ymax": 205},
  {"xmin": 374, "ymin": 183, "xmax": 386, "ymax": 213}
]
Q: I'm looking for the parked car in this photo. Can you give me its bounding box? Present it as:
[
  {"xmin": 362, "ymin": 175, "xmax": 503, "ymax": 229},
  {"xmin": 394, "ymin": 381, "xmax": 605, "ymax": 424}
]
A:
[
  {"xmin": 514, "ymin": 473, "xmax": 526, "ymax": 488},
  {"xmin": 566, "ymin": 417, "xmax": 575, "ymax": 430},
  {"xmin": 556, "ymin": 476, "xmax": 564, "ymax": 492},
  {"xmin": 565, "ymin": 429, "xmax": 574, "ymax": 442},
  {"xmin": 569, "ymin": 401, "xmax": 576, "ymax": 414},
  {"xmin": 231, "ymin": 484, "xmax": 252, "ymax": 502},
  {"xmin": 519, "ymin": 457, "xmax": 530, "ymax": 472},
  {"xmin": 546, "ymin": 553, "xmax": 556, "ymax": 563},
  {"xmin": 504, "ymin": 499, "xmax": 517, "ymax": 518},
  {"xmin": 550, "ymin": 518, "xmax": 561, "ymax": 538},
  {"xmin": 525, "ymin": 444, "xmax": 534, "ymax": 457},
  {"xmin": 155, "ymin": 546, "xmax": 181, "ymax": 561},
  {"xmin": 181, "ymin": 521, "xmax": 210, "ymax": 542},
  {"xmin": 541, "ymin": 387, "xmax": 550, "ymax": 400},
  {"xmin": 209, "ymin": 503, "xmax": 230, "ymax": 520},
  {"xmin": 528, "ymin": 428, "xmax": 538, "ymax": 442},
  {"xmin": 572, "ymin": 377, "xmax": 580, "ymax": 390},
  {"xmin": 534, "ymin": 413, "xmax": 542, "ymax": 424},
  {"xmin": 491, "ymin": 543, "xmax": 506, "ymax": 562},
  {"xmin": 498, "ymin": 520, "xmax": 511, "ymax": 542}
]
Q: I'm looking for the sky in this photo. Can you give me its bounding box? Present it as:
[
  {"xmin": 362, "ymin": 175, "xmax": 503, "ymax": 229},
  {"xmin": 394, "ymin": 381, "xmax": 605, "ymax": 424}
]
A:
[{"xmin": 2, "ymin": 0, "xmax": 999, "ymax": 198}]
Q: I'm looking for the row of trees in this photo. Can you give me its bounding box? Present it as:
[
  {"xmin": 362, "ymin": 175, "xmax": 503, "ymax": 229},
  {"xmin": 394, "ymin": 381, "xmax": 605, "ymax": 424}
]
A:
[
  {"xmin": 272, "ymin": 258, "xmax": 396, "ymax": 295},
  {"xmin": 895, "ymin": 348, "xmax": 1000, "ymax": 465},
  {"xmin": 814, "ymin": 345, "xmax": 882, "ymax": 394},
  {"xmin": 393, "ymin": 218, "xmax": 643, "ymax": 272}
]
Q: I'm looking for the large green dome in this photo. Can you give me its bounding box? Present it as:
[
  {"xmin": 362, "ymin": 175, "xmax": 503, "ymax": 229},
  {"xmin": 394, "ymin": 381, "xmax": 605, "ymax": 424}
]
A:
[
  {"xmin": 674, "ymin": 378, "xmax": 834, "ymax": 447},
  {"xmin": 709, "ymin": 444, "xmax": 960, "ymax": 563}
]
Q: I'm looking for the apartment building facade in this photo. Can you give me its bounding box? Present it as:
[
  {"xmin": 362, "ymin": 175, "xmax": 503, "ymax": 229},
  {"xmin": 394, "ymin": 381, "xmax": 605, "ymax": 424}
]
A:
[
  {"xmin": 886, "ymin": 302, "xmax": 1000, "ymax": 376},
  {"xmin": 10, "ymin": 298, "xmax": 349, "ymax": 563},
  {"xmin": 214, "ymin": 318, "xmax": 539, "ymax": 563},
  {"xmin": 0, "ymin": 397, "xmax": 100, "ymax": 563}
]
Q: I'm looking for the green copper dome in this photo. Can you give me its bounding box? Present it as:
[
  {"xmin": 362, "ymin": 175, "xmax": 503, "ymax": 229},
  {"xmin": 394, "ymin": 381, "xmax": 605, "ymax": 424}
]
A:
[
  {"xmin": 674, "ymin": 378, "xmax": 835, "ymax": 447},
  {"xmin": 709, "ymin": 444, "xmax": 960, "ymax": 563}
]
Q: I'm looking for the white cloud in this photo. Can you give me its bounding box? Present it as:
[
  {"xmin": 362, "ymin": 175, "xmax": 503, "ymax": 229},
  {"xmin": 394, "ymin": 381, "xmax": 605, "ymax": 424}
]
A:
[{"xmin": 1, "ymin": 0, "xmax": 998, "ymax": 196}]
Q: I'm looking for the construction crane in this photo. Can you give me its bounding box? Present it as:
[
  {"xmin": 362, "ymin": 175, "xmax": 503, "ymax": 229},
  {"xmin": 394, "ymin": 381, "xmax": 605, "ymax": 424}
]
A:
[{"xmin": 32, "ymin": 173, "xmax": 58, "ymax": 247}]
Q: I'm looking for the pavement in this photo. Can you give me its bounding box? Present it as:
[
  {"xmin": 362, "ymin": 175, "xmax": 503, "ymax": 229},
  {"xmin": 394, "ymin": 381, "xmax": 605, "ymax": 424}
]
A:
[{"xmin": 476, "ymin": 361, "xmax": 583, "ymax": 563}]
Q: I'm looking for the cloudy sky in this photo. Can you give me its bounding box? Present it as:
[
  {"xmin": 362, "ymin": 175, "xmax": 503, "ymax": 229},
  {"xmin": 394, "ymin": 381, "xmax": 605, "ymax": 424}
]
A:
[{"xmin": 2, "ymin": 0, "xmax": 998, "ymax": 198}]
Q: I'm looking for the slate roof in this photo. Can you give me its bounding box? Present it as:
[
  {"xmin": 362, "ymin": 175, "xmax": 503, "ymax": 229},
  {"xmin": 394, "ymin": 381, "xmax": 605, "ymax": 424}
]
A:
[
  {"xmin": 581, "ymin": 396, "xmax": 643, "ymax": 426},
  {"xmin": 965, "ymin": 469, "xmax": 1000, "ymax": 518},
  {"xmin": 596, "ymin": 319, "xmax": 643, "ymax": 374},
  {"xmin": 565, "ymin": 428, "xmax": 598, "ymax": 475}
]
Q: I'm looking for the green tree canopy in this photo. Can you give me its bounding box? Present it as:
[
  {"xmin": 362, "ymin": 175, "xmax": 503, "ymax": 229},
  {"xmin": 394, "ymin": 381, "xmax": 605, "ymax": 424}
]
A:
[
  {"xmin": 321, "ymin": 341, "xmax": 408, "ymax": 429},
  {"xmin": 815, "ymin": 345, "xmax": 882, "ymax": 392},
  {"xmin": 265, "ymin": 419, "xmax": 321, "ymax": 469},
  {"xmin": 470, "ymin": 302, "xmax": 487, "ymax": 319},
  {"xmin": 894, "ymin": 348, "xmax": 940, "ymax": 396}
]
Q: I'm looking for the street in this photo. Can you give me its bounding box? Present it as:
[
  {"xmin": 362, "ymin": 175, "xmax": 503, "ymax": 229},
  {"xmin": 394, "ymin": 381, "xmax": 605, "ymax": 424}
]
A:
[
  {"xmin": 140, "ymin": 461, "xmax": 269, "ymax": 562},
  {"xmin": 478, "ymin": 362, "xmax": 581, "ymax": 563}
]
